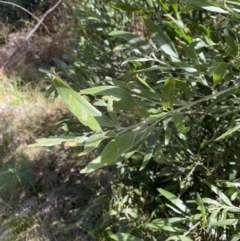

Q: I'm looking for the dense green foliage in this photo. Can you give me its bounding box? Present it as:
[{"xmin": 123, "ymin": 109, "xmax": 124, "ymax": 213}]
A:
[{"xmin": 31, "ymin": 0, "xmax": 240, "ymax": 240}]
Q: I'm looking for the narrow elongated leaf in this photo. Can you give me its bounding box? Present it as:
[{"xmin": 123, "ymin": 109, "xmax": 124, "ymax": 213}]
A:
[
  {"xmin": 108, "ymin": 232, "xmax": 143, "ymax": 241},
  {"xmin": 204, "ymin": 181, "xmax": 233, "ymax": 206},
  {"xmin": 163, "ymin": 78, "xmax": 175, "ymax": 109},
  {"xmin": 80, "ymin": 132, "xmax": 135, "ymax": 173},
  {"xmin": 176, "ymin": 80, "xmax": 193, "ymax": 100},
  {"xmin": 210, "ymin": 219, "xmax": 239, "ymax": 227},
  {"xmin": 109, "ymin": 3, "xmax": 145, "ymax": 14},
  {"xmin": 166, "ymin": 235, "xmax": 193, "ymax": 241},
  {"xmin": 209, "ymin": 62, "xmax": 227, "ymax": 87},
  {"xmin": 196, "ymin": 193, "xmax": 207, "ymax": 227},
  {"xmin": 122, "ymin": 57, "xmax": 153, "ymax": 65},
  {"xmin": 215, "ymin": 124, "xmax": 240, "ymax": 141},
  {"xmin": 225, "ymin": 36, "xmax": 238, "ymax": 55},
  {"xmin": 81, "ymin": 122, "xmax": 157, "ymax": 173},
  {"xmin": 29, "ymin": 136, "xmax": 87, "ymax": 147},
  {"xmin": 53, "ymin": 77, "xmax": 115, "ymax": 127},
  {"xmin": 135, "ymin": 74, "xmax": 155, "ymax": 92},
  {"xmin": 107, "ymin": 97, "xmax": 119, "ymax": 124},
  {"xmin": 109, "ymin": 31, "xmax": 152, "ymax": 54},
  {"xmin": 119, "ymin": 65, "xmax": 173, "ymax": 78},
  {"xmin": 181, "ymin": 45, "xmax": 200, "ymax": 72},
  {"xmin": 184, "ymin": 0, "xmax": 228, "ymax": 13},
  {"xmin": 78, "ymin": 132, "xmax": 106, "ymax": 157},
  {"xmin": 140, "ymin": 129, "xmax": 161, "ymax": 170},
  {"xmin": 231, "ymin": 234, "xmax": 240, "ymax": 241},
  {"xmin": 81, "ymin": 86, "xmax": 138, "ymax": 111},
  {"xmin": 143, "ymin": 19, "xmax": 179, "ymax": 62},
  {"xmin": 173, "ymin": 112, "xmax": 190, "ymax": 133},
  {"xmin": 165, "ymin": 126, "xmax": 172, "ymax": 145},
  {"xmin": 158, "ymin": 188, "xmax": 191, "ymax": 214},
  {"xmin": 69, "ymin": 95, "xmax": 102, "ymax": 132},
  {"xmin": 209, "ymin": 209, "xmax": 221, "ymax": 223},
  {"xmin": 204, "ymin": 87, "xmax": 240, "ymax": 116}
]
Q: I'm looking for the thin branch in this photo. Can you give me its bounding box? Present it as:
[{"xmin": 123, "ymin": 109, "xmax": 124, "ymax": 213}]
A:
[
  {"xmin": 0, "ymin": 0, "xmax": 50, "ymax": 34},
  {"xmin": 2, "ymin": 0, "xmax": 63, "ymax": 69},
  {"xmin": 25, "ymin": 0, "xmax": 63, "ymax": 41}
]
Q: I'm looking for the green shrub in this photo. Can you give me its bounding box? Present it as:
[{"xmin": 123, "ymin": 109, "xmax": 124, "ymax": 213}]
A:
[{"xmin": 31, "ymin": 0, "xmax": 240, "ymax": 240}]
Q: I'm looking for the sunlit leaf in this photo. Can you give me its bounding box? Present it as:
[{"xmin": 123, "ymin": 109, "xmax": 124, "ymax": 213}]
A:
[
  {"xmin": 69, "ymin": 95, "xmax": 102, "ymax": 132},
  {"xmin": 143, "ymin": 19, "xmax": 179, "ymax": 62},
  {"xmin": 196, "ymin": 193, "xmax": 207, "ymax": 227},
  {"xmin": 209, "ymin": 62, "xmax": 227, "ymax": 87},
  {"xmin": 53, "ymin": 76, "xmax": 115, "ymax": 127},
  {"xmin": 215, "ymin": 124, "xmax": 240, "ymax": 141},
  {"xmin": 81, "ymin": 85, "xmax": 138, "ymax": 111},
  {"xmin": 158, "ymin": 188, "xmax": 191, "ymax": 214},
  {"xmin": 166, "ymin": 235, "xmax": 193, "ymax": 241},
  {"xmin": 172, "ymin": 112, "xmax": 190, "ymax": 133},
  {"xmin": 210, "ymin": 219, "xmax": 239, "ymax": 227},
  {"xmin": 203, "ymin": 181, "xmax": 234, "ymax": 206},
  {"xmin": 109, "ymin": 30, "xmax": 152, "ymax": 54},
  {"xmin": 183, "ymin": 0, "xmax": 228, "ymax": 13},
  {"xmin": 163, "ymin": 78, "xmax": 175, "ymax": 109},
  {"xmin": 78, "ymin": 132, "xmax": 106, "ymax": 157},
  {"xmin": 108, "ymin": 232, "xmax": 143, "ymax": 241},
  {"xmin": 29, "ymin": 136, "xmax": 87, "ymax": 147}
]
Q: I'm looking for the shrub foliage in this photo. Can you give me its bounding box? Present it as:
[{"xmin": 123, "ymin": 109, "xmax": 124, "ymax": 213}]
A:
[{"xmin": 31, "ymin": 0, "xmax": 240, "ymax": 240}]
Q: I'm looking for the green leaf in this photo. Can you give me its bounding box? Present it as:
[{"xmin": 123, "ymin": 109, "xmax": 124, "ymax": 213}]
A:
[
  {"xmin": 107, "ymin": 97, "xmax": 119, "ymax": 124},
  {"xmin": 78, "ymin": 132, "xmax": 106, "ymax": 157},
  {"xmin": 172, "ymin": 112, "xmax": 190, "ymax": 134},
  {"xmin": 119, "ymin": 65, "xmax": 173, "ymax": 79},
  {"xmin": 143, "ymin": 19, "xmax": 179, "ymax": 62},
  {"xmin": 81, "ymin": 122, "xmax": 157, "ymax": 174},
  {"xmin": 215, "ymin": 124, "xmax": 240, "ymax": 141},
  {"xmin": 135, "ymin": 74, "xmax": 155, "ymax": 92},
  {"xmin": 225, "ymin": 35, "xmax": 238, "ymax": 55},
  {"xmin": 69, "ymin": 95, "xmax": 102, "ymax": 132},
  {"xmin": 158, "ymin": 188, "xmax": 191, "ymax": 214},
  {"xmin": 109, "ymin": 3, "xmax": 145, "ymax": 14},
  {"xmin": 53, "ymin": 76, "xmax": 115, "ymax": 128},
  {"xmin": 175, "ymin": 80, "xmax": 193, "ymax": 100},
  {"xmin": 209, "ymin": 62, "xmax": 227, "ymax": 87},
  {"xmin": 29, "ymin": 136, "xmax": 87, "ymax": 147},
  {"xmin": 165, "ymin": 126, "xmax": 172, "ymax": 146},
  {"xmin": 210, "ymin": 219, "xmax": 239, "ymax": 227},
  {"xmin": 203, "ymin": 181, "xmax": 233, "ymax": 206},
  {"xmin": 231, "ymin": 234, "xmax": 240, "ymax": 241},
  {"xmin": 166, "ymin": 235, "xmax": 193, "ymax": 241},
  {"xmin": 122, "ymin": 208, "xmax": 138, "ymax": 219},
  {"xmin": 185, "ymin": 0, "xmax": 228, "ymax": 13},
  {"xmin": 140, "ymin": 129, "xmax": 161, "ymax": 170},
  {"xmin": 181, "ymin": 45, "xmax": 200, "ymax": 72},
  {"xmin": 80, "ymin": 132, "xmax": 135, "ymax": 173},
  {"xmin": 109, "ymin": 31, "xmax": 152, "ymax": 55},
  {"xmin": 81, "ymin": 86, "xmax": 138, "ymax": 111},
  {"xmin": 196, "ymin": 193, "xmax": 207, "ymax": 227},
  {"xmin": 122, "ymin": 57, "xmax": 153, "ymax": 65},
  {"xmin": 108, "ymin": 232, "xmax": 143, "ymax": 241},
  {"xmin": 204, "ymin": 87, "xmax": 240, "ymax": 116},
  {"xmin": 163, "ymin": 78, "xmax": 175, "ymax": 109}
]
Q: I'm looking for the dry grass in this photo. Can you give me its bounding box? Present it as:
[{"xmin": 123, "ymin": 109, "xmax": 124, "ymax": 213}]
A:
[{"xmin": 0, "ymin": 74, "xmax": 109, "ymax": 241}]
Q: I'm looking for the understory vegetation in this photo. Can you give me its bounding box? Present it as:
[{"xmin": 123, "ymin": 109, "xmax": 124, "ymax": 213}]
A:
[{"xmin": 1, "ymin": 0, "xmax": 240, "ymax": 240}]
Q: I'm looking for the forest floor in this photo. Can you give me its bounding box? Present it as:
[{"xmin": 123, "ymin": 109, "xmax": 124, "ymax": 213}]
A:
[{"xmin": 0, "ymin": 75, "xmax": 108, "ymax": 241}]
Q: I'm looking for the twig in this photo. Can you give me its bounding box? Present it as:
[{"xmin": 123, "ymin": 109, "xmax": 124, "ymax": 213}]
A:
[
  {"xmin": 0, "ymin": 1, "xmax": 50, "ymax": 34},
  {"xmin": 1, "ymin": 0, "xmax": 63, "ymax": 69},
  {"xmin": 184, "ymin": 221, "xmax": 200, "ymax": 237}
]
